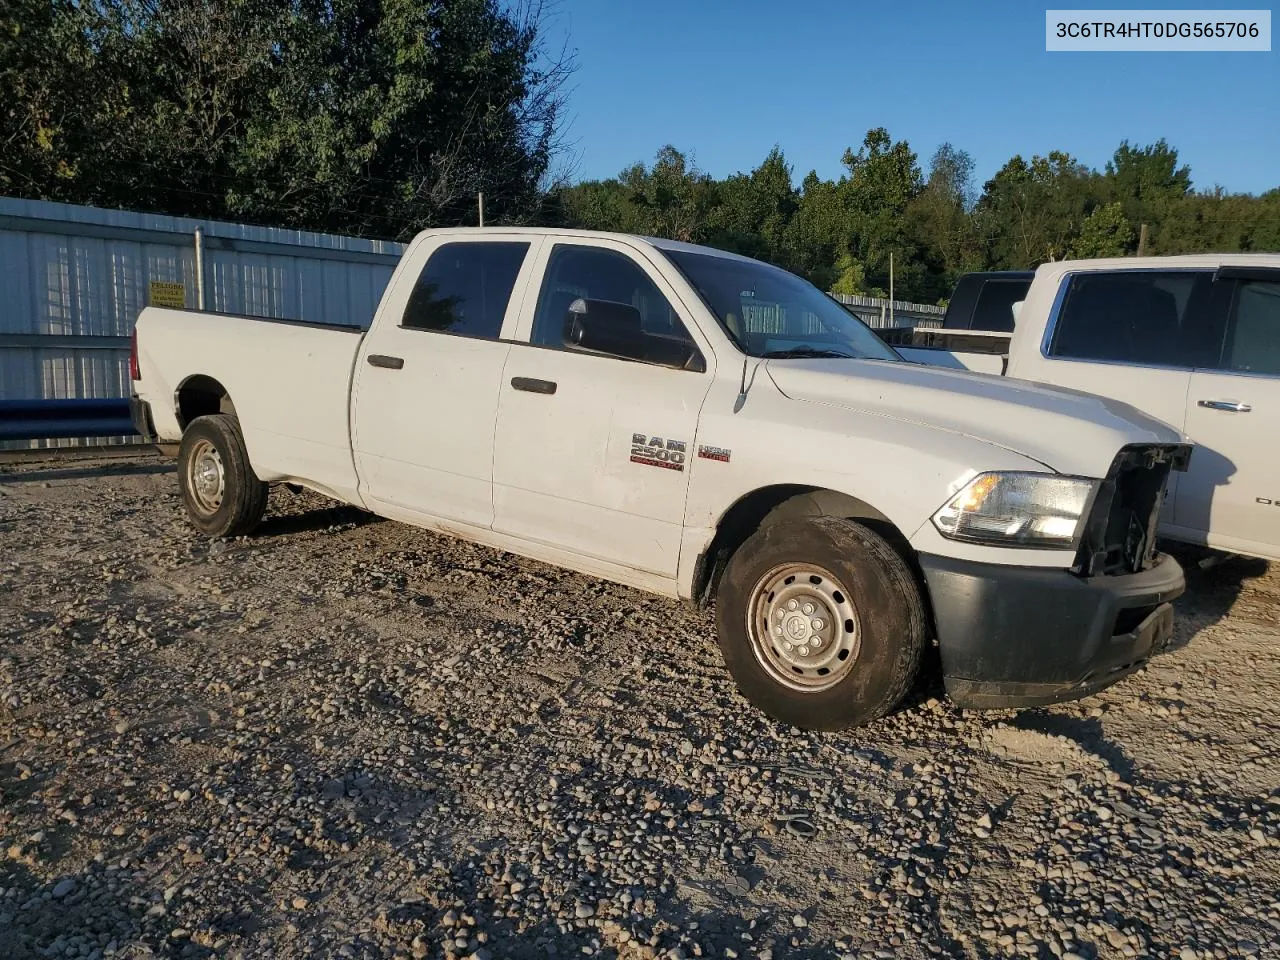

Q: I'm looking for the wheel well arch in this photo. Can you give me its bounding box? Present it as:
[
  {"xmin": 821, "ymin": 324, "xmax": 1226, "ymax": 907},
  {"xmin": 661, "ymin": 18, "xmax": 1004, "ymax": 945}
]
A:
[
  {"xmin": 690, "ymin": 485, "xmax": 916, "ymax": 607},
  {"xmin": 174, "ymin": 375, "xmax": 237, "ymax": 430}
]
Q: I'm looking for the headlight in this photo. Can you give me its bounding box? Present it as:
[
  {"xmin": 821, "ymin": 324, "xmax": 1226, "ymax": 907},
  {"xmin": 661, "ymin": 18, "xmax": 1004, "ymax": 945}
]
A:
[{"xmin": 931, "ymin": 472, "xmax": 1098, "ymax": 548}]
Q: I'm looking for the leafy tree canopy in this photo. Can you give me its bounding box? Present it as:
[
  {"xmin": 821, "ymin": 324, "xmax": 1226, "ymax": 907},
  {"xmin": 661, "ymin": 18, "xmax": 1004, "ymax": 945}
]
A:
[
  {"xmin": 0, "ymin": 0, "xmax": 571, "ymax": 237},
  {"xmin": 2, "ymin": 7, "xmax": 1275, "ymax": 301}
]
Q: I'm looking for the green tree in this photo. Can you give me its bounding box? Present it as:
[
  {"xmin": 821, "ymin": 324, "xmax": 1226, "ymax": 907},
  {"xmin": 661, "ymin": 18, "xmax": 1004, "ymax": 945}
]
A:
[
  {"xmin": 1105, "ymin": 138, "xmax": 1192, "ymax": 231},
  {"xmin": 829, "ymin": 252, "xmax": 868, "ymax": 296},
  {"xmin": 616, "ymin": 146, "xmax": 716, "ymax": 243},
  {"xmin": 707, "ymin": 146, "xmax": 798, "ymax": 264},
  {"xmin": 0, "ymin": 0, "xmax": 572, "ymax": 237},
  {"xmin": 783, "ymin": 171, "xmax": 854, "ymax": 291},
  {"xmin": 905, "ymin": 143, "xmax": 981, "ymax": 300},
  {"xmin": 977, "ymin": 151, "xmax": 1096, "ymax": 267},
  {"xmin": 840, "ymin": 127, "xmax": 924, "ymax": 294},
  {"xmin": 554, "ymin": 178, "xmax": 645, "ymax": 234},
  {"xmin": 1069, "ymin": 201, "xmax": 1134, "ymax": 258}
]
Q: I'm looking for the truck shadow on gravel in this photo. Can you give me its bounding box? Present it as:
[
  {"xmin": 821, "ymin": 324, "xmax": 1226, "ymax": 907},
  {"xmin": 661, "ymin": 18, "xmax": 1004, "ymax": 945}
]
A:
[
  {"xmin": 254, "ymin": 501, "xmax": 384, "ymax": 538},
  {"xmin": 0, "ymin": 462, "xmax": 175, "ymax": 485},
  {"xmin": 1164, "ymin": 543, "xmax": 1269, "ymax": 636}
]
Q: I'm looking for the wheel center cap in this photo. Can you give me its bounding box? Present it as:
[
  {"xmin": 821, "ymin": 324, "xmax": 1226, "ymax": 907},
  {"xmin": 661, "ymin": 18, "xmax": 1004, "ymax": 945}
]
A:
[{"xmin": 784, "ymin": 614, "xmax": 810, "ymax": 642}]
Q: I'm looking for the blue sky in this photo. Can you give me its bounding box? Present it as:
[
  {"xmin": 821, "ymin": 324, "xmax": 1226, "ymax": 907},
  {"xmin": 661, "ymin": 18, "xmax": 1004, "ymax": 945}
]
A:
[{"xmin": 543, "ymin": 0, "xmax": 1278, "ymax": 194}]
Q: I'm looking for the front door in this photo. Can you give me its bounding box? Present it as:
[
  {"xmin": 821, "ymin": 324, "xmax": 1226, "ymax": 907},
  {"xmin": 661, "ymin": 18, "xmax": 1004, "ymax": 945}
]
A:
[
  {"xmin": 352, "ymin": 236, "xmax": 540, "ymax": 528},
  {"xmin": 1176, "ymin": 269, "xmax": 1280, "ymax": 557},
  {"xmin": 491, "ymin": 240, "xmax": 714, "ymax": 578}
]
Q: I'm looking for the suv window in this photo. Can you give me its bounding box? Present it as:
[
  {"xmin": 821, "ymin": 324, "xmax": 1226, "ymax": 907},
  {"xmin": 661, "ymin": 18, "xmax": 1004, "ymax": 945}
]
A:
[
  {"xmin": 402, "ymin": 241, "xmax": 529, "ymax": 338},
  {"xmin": 942, "ymin": 273, "xmax": 1033, "ymax": 331},
  {"xmin": 1048, "ymin": 271, "xmax": 1218, "ymax": 368},
  {"xmin": 1221, "ymin": 279, "xmax": 1280, "ymax": 376},
  {"xmin": 531, "ymin": 245, "xmax": 696, "ymax": 354},
  {"xmin": 970, "ymin": 279, "xmax": 1031, "ymax": 333}
]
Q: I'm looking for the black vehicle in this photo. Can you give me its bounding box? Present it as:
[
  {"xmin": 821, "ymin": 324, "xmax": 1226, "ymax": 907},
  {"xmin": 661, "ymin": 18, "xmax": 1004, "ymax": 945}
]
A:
[
  {"xmin": 873, "ymin": 271, "xmax": 1034, "ymax": 349},
  {"xmin": 940, "ymin": 271, "xmax": 1034, "ymax": 331}
]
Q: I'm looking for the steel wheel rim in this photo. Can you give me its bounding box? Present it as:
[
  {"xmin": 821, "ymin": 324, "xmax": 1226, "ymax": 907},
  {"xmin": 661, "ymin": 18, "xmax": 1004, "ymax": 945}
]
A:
[
  {"xmin": 747, "ymin": 563, "xmax": 861, "ymax": 692},
  {"xmin": 187, "ymin": 439, "xmax": 226, "ymax": 515}
]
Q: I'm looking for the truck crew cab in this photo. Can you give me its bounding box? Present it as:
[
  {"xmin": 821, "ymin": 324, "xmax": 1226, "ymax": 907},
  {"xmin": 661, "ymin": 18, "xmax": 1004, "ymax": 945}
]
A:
[{"xmin": 130, "ymin": 229, "xmax": 1191, "ymax": 730}]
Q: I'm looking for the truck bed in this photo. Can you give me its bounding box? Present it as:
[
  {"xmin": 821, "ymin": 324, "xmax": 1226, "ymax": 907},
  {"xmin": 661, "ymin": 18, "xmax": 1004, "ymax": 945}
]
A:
[
  {"xmin": 895, "ymin": 329, "xmax": 1012, "ymax": 376},
  {"xmin": 132, "ymin": 307, "xmax": 367, "ymax": 504}
]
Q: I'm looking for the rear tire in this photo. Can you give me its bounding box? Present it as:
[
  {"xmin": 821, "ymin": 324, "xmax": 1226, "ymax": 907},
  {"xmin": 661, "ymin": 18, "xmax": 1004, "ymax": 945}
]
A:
[
  {"xmin": 716, "ymin": 516, "xmax": 926, "ymax": 730},
  {"xmin": 177, "ymin": 414, "xmax": 268, "ymax": 538}
]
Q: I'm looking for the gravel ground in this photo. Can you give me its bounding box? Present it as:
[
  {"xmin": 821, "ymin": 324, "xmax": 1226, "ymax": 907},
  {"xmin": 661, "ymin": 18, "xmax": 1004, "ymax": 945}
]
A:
[{"xmin": 1, "ymin": 451, "xmax": 1277, "ymax": 960}]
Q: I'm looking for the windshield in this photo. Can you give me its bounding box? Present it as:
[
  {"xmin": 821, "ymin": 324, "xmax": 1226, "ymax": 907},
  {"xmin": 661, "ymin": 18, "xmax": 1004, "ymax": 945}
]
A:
[{"xmin": 661, "ymin": 249, "xmax": 901, "ymax": 362}]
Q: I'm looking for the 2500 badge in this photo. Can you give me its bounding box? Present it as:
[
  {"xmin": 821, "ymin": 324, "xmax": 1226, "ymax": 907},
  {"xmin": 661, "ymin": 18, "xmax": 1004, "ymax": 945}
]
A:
[{"xmin": 631, "ymin": 434, "xmax": 687, "ymax": 472}]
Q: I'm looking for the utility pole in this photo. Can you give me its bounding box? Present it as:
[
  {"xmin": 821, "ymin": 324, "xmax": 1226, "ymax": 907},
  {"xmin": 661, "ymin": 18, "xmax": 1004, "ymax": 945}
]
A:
[
  {"xmin": 888, "ymin": 252, "xmax": 895, "ymax": 327},
  {"xmin": 478, "ymin": 192, "xmax": 485, "ymax": 228},
  {"xmin": 1137, "ymin": 222, "xmax": 1149, "ymax": 256}
]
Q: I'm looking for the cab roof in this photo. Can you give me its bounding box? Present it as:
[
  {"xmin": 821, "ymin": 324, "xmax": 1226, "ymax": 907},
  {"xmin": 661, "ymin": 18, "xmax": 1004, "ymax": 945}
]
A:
[{"xmin": 414, "ymin": 226, "xmax": 767, "ymax": 266}]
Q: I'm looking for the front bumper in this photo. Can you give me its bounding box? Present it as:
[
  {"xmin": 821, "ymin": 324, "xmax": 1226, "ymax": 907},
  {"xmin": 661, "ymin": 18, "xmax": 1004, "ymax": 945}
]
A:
[{"xmin": 920, "ymin": 552, "xmax": 1185, "ymax": 709}]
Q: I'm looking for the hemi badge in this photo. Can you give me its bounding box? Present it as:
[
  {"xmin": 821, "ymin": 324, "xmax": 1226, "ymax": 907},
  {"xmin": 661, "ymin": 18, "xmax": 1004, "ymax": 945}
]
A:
[{"xmin": 698, "ymin": 445, "xmax": 731, "ymax": 463}]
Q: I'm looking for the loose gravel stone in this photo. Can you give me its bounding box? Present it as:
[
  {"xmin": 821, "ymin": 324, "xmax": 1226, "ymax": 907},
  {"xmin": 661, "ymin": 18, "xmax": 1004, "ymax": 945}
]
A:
[{"xmin": 0, "ymin": 452, "xmax": 1277, "ymax": 960}]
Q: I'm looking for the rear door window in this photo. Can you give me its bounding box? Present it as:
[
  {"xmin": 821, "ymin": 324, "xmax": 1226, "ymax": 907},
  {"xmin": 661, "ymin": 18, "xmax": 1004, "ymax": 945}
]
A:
[
  {"xmin": 1047, "ymin": 271, "xmax": 1218, "ymax": 368},
  {"xmin": 401, "ymin": 241, "xmax": 530, "ymax": 338},
  {"xmin": 1219, "ymin": 278, "xmax": 1280, "ymax": 376}
]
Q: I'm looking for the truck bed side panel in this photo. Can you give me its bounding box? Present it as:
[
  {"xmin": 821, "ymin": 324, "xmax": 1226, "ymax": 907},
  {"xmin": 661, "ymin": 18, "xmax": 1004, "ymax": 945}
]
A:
[{"xmin": 134, "ymin": 307, "xmax": 364, "ymax": 505}]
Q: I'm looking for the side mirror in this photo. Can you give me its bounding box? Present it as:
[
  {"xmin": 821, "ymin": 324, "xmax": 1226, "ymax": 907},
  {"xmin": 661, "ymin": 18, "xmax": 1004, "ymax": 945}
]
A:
[
  {"xmin": 562, "ymin": 298, "xmax": 645, "ymax": 360},
  {"xmin": 562, "ymin": 298, "xmax": 705, "ymax": 372}
]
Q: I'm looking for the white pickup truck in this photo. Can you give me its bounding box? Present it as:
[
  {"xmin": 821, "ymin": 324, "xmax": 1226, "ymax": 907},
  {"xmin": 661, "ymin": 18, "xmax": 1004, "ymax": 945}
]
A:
[
  {"xmin": 900, "ymin": 256, "xmax": 1280, "ymax": 562},
  {"xmin": 130, "ymin": 228, "xmax": 1191, "ymax": 730}
]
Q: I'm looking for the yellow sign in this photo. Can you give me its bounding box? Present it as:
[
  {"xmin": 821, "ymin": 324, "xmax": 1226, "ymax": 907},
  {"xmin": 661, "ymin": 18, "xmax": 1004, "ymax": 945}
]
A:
[{"xmin": 149, "ymin": 280, "xmax": 186, "ymax": 309}]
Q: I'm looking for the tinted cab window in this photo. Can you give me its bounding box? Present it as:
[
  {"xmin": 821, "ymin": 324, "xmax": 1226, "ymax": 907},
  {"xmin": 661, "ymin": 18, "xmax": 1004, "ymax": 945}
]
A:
[
  {"xmin": 1221, "ymin": 278, "xmax": 1280, "ymax": 376},
  {"xmin": 970, "ymin": 279, "xmax": 1031, "ymax": 333},
  {"xmin": 402, "ymin": 242, "xmax": 529, "ymax": 338},
  {"xmin": 1048, "ymin": 271, "xmax": 1218, "ymax": 368},
  {"xmin": 943, "ymin": 273, "xmax": 1033, "ymax": 331}
]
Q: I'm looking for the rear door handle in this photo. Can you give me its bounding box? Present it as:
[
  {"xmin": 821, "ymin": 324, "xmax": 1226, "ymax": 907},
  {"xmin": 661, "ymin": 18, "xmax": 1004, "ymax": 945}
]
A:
[
  {"xmin": 1198, "ymin": 399, "xmax": 1251, "ymax": 413},
  {"xmin": 511, "ymin": 376, "xmax": 557, "ymax": 395},
  {"xmin": 367, "ymin": 354, "xmax": 404, "ymax": 370}
]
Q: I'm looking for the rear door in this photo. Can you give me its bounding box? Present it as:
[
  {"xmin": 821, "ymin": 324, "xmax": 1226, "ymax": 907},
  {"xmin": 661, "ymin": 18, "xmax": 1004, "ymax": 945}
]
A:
[
  {"xmin": 491, "ymin": 239, "xmax": 714, "ymax": 579},
  {"xmin": 1177, "ymin": 269, "xmax": 1280, "ymax": 557},
  {"xmin": 351, "ymin": 235, "xmax": 541, "ymax": 528},
  {"xmin": 1028, "ymin": 269, "xmax": 1223, "ymax": 523}
]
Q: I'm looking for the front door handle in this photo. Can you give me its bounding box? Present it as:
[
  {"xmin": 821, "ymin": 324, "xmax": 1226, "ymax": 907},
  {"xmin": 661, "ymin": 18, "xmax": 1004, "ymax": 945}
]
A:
[
  {"xmin": 1198, "ymin": 399, "xmax": 1251, "ymax": 413},
  {"xmin": 511, "ymin": 376, "xmax": 557, "ymax": 395},
  {"xmin": 367, "ymin": 354, "xmax": 404, "ymax": 370}
]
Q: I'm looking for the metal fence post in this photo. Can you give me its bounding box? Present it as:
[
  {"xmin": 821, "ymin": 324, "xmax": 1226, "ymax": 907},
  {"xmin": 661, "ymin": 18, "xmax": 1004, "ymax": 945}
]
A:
[{"xmin": 193, "ymin": 227, "xmax": 206, "ymax": 310}]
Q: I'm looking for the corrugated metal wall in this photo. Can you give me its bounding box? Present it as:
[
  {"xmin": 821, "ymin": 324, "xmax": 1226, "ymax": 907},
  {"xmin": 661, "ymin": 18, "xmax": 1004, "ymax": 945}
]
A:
[
  {"xmin": 0, "ymin": 197, "xmax": 404, "ymax": 448},
  {"xmin": 829, "ymin": 292, "xmax": 945, "ymax": 330}
]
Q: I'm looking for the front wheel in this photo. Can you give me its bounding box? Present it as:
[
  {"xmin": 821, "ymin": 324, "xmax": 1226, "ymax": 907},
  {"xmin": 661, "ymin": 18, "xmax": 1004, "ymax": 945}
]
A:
[
  {"xmin": 177, "ymin": 414, "xmax": 268, "ymax": 538},
  {"xmin": 716, "ymin": 516, "xmax": 927, "ymax": 730}
]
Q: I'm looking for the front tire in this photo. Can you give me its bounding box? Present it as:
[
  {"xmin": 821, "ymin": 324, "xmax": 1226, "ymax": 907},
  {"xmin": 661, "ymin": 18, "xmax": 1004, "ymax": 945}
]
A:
[
  {"xmin": 177, "ymin": 414, "xmax": 268, "ymax": 538},
  {"xmin": 716, "ymin": 516, "xmax": 926, "ymax": 730}
]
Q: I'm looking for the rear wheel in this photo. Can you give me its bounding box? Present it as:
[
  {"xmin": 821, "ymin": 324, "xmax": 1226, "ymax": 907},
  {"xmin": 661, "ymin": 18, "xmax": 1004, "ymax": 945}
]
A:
[
  {"xmin": 716, "ymin": 516, "xmax": 926, "ymax": 730},
  {"xmin": 177, "ymin": 414, "xmax": 268, "ymax": 538}
]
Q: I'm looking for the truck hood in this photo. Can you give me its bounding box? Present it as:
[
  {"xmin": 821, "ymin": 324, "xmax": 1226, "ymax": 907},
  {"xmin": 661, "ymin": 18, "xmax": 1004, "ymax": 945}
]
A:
[{"xmin": 766, "ymin": 358, "xmax": 1185, "ymax": 476}]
